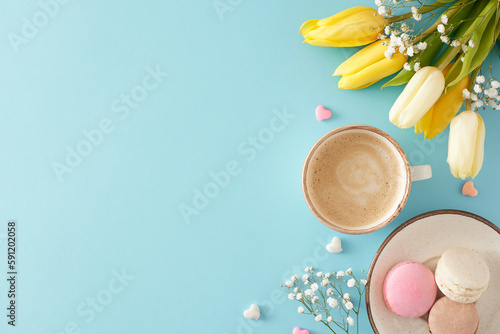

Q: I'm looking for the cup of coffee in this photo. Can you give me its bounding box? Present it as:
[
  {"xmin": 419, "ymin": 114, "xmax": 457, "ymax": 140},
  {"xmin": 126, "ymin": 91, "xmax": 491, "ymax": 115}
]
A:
[{"xmin": 302, "ymin": 125, "xmax": 431, "ymax": 234}]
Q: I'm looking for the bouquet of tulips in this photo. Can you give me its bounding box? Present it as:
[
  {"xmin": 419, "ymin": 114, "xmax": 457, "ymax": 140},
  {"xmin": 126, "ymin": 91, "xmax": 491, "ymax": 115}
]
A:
[{"xmin": 300, "ymin": 0, "xmax": 500, "ymax": 179}]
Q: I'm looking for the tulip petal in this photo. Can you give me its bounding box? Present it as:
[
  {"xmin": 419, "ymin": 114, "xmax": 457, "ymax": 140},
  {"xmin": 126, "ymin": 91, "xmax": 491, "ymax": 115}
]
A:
[
  {"xmin": 389, "ymin": 67, "xmax": 445, "ymax": 128},
  {"xmin": 447, "ymin": 110, "xmax": 484, "ymax": 179},
  {"xmin": 300, "ymin": 6, "xmax": 387, "ymax": 47},
  {"xmin": 299, "ymin": 19, "xmax": 319, "ymax": 36},
  {"xmin": 338, "ymin": 53, "xmax": 406, "ymax": 89},
  {"xmin": 471, "ymin": 114, "xmax": 485, "ymax": 178},
  {"xmin": 334, "ymin": 40, "xmax": 389, "ymax": 76},
  {"xmin": 415, "ymin": 71, "xmax": 469, "ymax": 139}
]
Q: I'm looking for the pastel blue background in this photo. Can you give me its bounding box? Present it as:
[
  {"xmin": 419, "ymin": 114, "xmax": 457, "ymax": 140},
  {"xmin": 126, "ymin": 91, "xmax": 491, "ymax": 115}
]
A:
[{"xmin": 0, "ymin": 0, "xmax": 498, "ymax": 333}]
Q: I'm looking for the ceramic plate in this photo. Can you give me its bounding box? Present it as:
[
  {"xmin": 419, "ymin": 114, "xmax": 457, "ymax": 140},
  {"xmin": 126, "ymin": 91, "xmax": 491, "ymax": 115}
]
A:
[{"xmin": 366, "ymin": 210, "xmax": 500, "ymax": 333}]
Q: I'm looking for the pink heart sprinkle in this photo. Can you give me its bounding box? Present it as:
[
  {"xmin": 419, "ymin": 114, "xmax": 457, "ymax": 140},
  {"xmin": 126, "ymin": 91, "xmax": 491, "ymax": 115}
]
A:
[
  {"xmin": 293, "ymin": 327, "xmax": 309, "ymax": 334},
  {"xmin": 462, "ymin": 181, "xmax": 478, "ymax": 197},
  {"xmin": 315, "ymin": 105, "xmax": 332, "ymax": 121}
]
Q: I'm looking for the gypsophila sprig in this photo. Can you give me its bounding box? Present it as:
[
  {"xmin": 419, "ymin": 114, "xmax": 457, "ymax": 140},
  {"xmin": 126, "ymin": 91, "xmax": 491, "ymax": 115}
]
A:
[{"xmin": 281, "ymin": 267, "xmax": 368, "ymax": 334}]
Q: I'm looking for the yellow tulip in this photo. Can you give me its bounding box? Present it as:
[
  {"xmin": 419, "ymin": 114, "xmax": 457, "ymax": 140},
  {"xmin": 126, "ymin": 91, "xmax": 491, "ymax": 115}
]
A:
[
  {"xmin": 333, "ymin": 40, "xmax": 407, "ymax": 89},
  {"xmin": 299, "ymin": 6, "xmax": 387, "ymax": 47},
  {"xmin": 447, "ymin": 110, "xmax": 485, "ymax": 179},
  {"xmin": 415, "ymin": 65, "xmax": 470, "ymax": 139},
  {"xmin": 389, "ymin": 66, "xmax": 445, "ymax": 129}
]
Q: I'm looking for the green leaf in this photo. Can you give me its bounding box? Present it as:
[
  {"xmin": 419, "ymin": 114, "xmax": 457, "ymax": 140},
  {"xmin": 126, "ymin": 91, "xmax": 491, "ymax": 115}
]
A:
[{"xmin": 446, "ymin": 4, "xmax": 497, "ymax": 89}]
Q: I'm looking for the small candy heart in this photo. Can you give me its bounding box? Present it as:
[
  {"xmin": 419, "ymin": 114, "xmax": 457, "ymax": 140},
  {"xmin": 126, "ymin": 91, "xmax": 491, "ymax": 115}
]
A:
[
  {"xmin": 326, "ymin": 236, "xmax": 343, "ymax": 253},
  {"xmin": 243, "ymin": 304, "xmax": 260, "ymax": 320},
  {"xmin": 462, "ymin": 181, "xmax": 478, "ymax": 197},
  {"xmin": 315, "ymin": 105, "xmax": 332, "ymax": 121},
  {"xmin": 293, "ymin": 327, "xmax": 309, "ymax": 334}
]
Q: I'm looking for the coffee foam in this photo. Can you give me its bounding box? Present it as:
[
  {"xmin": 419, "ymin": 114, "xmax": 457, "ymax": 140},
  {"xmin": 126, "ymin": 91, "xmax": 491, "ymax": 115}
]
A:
[{"xmin": 306, "ymin": 130, "xmax": 405, "ymax": 228}]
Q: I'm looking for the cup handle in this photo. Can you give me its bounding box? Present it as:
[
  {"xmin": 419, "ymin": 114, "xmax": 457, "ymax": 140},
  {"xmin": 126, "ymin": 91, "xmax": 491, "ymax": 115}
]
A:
[{"xmin": 410, "ymin": 165, "xmax": 432, "ymax": 182}]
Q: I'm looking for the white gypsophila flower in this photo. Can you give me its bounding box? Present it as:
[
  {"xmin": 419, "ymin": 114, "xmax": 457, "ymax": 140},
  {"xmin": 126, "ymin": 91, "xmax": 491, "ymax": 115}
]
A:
[
  {"xmin": 344, "ymin": 293, "xmax": 351, "ymax": 300},
  {"xmin": 413, "ymin": 13, "xmax": 422, "ymax": 21},
  {"xmin": 462, "ymin": 44, "xmax": 468, "ymax": 53},
  {"xmin": 360, "ymin": 279, "xmax": 368, "ymax": 286},
  {"xmin": 469, "ymin": 40, "xmax": 476, "ymax": 48},
  {"xmin": 461, "ymin": 56, "xmax": 465, "ymax": 62},
  {"xmin": 327, "ymin": 288, "xmax": 334, "ymax": 295},
  {"xmin": 489, "ymin": 100, "xmax": 497, "ymax": 107},
  {"xmin": 285, "ymin": 281, "xmax": 293, "ymax": 287},
  {"xmin": 294, "ymin": 287, "xmax": 300, "ymax": 293},
  {"xmin": 327, "ymin": 297, "xmax": 338, "ymax": 308},
  {"xmin": 302, "ymin": 274, "xmax": 309, "ymax": 281},
  {"xmin": 304, "ymin": 280, "xmax": 310, "ymax": 285},
  {"xmin": 451, "ymin": 40, "xmax": 461, "ymax": 47},
  {"xmin": 296, "ymin": 293, "xmax": 303, "ymax": 300},
  {"xmin": 375, "ymin": 0, "xmax": 383, "ymax": 6},
  {"xmin": 441, "ymin": 35, "xmax": 450, "ymax": 44},
  {"xmin": 346, "ymin": 268, "xmax": 353, "ymax": 275},
  {"xmin": 384, "ymin": 49, "xmax": 394, "ymax": 59},
  {"xmin": 316, "ymin": 272, "xmax": 323, "ymax": 278},
  {"xmin": 471, "ymin": 93, "xmax": 478, "ymax": 101},
  {"xmin": 476, "ymin": 75, "xmax": 486, "ymax": 84},
  {"xmin": 403, "ymin": 62, "xmax": 411, "ymax": 71},
  {"xmin": 325, "ymin": 273, "xmax": 332, "ymax": 279},
  {"xmin": 414, "ymin": 62, "xmax": 421, "ymax": 72},
  {"xmin": 407, "ymin": 45, "xmax": 414, "ymax": 57},
  {"xmin": 288, "ymin": 293, "xmax": 295, "ymax": 300},
  {"xmin": 305, "ymin": 267, "xmax": 310, "ymax": 273},
  {"xmin": 473, "ymin": 100, "xmax": 484, "ymax": 109},
  {"xmin": 327, "ymin": 316, "xmax": 333, "ymax": 322},
  {"xmin": 417, "ymin": 41, "xmax": 427, "ymax": 50},
  {"xmin": 401, "ymin": 23, "xmax": 409, "ymax": 33},
  {"xmin": 486, "ymin": 88, "xmax": 499, "ymax": 98},
  {"xmin": 298, "ymin": 306, "xmax": 305, "ymax": 314},
  {"xmin": 315, "ymin": 314, "xmax": 322, "ymax": 322},
  {"xmin": 321, "ymin": 279, "xmax": 330, "ymax": 287},
  {"xmin": 399, "ymin": 45, "xmax": 406, "ymax": 54},
  {"xmin": 305, "ymin": 289, "xmax": 314, "ymax": 297},
  {"xmin": 311, "ymin": 283, "xmax": 319, "ymax": 292},
  {"xmin": 437, "ymin": 24, "xmax": 445, "ymax": 34},
  {"xmin": 378, "ymin": 6, "xmax": 387, "ymax": 15},
  {"xmin": 384, "ymin": 25, "xmax": 391, "ymax": 35},
  {"xmin": 462, "ymin": 89, "xmax": 471, "ymax": 99},
  {"xmin": 337, "ymin": 271, "xmax": 345, "ymax": 278},
  {"xmin": 312, "ymin": 296, "xmax": 319, "ymax": 303},
  {"xmin": 491, "ymin": 80, "xmax": 500, "ymax": 88},
  {"xmin": 474, "ymin": 84, "xmax": 482, "ymax": 93},
  {"xmin": 347, "ymin": 316, "xmax": 355, "ymax": 326},
  {"xmin": 347, "ymin": 278, "xmax": 356, "ymax": 287},
  {"xmin": 345, "ymin": 301, "xmax": 354, "ymax": 310},
  {"xmin": 411, "ymin": 6, "xmax": 418, "ymax": 13},
  {"xmin": 291, "ymin": 275, "xmax": 299, "ymax": 282},
  {"xmin": 441, "ymin": 14, "xmax": 448, "ymax": 24}
]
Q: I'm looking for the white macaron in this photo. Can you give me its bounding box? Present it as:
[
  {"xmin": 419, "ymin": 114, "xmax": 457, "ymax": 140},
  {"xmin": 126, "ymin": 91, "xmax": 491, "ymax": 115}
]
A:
[{"xmin": 435, "ymin": 247, "xmax": 489, "ymax": 303}]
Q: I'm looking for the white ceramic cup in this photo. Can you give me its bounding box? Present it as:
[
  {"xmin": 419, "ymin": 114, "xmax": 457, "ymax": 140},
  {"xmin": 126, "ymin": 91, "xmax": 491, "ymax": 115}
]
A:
[{"xmin": 302, "ymin": 125, "xmax": 431, "ymax": 234}]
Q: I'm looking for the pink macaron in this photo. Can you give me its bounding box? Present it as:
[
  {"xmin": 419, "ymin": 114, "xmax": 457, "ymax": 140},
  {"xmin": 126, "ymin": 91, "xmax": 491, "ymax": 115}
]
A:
[{"xmin": 383, "ymin": 261, "xmax": 437, "ymax": 318}]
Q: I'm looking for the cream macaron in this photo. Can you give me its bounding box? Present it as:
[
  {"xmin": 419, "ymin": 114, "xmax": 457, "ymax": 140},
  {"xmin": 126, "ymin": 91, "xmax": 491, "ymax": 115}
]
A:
[{"xmin": 435, "ymin": 247, "xmax": 489, "ymax": 303}]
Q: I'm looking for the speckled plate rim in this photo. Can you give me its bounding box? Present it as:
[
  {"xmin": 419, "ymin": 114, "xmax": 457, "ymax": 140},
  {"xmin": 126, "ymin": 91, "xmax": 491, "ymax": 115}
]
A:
[{"xmin": 365, "ymin": 209, "xmax": 500, "ymax": 334}]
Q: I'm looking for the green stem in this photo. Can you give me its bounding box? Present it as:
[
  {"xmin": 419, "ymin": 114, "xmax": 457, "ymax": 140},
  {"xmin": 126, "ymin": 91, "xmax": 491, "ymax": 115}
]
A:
[{"xmin": 388, "ymin": 0, "xmax": 449, "ymax": 24}]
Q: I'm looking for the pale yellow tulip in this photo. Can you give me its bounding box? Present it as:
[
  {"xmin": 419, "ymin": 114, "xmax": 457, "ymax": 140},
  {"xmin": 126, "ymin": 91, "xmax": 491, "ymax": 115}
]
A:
[
  {"xmin": 389, "ymin": 66, "xmax": 445, "ymax": 129},
  {"xmin": 447, "ymin": 110, "xmax": 485, "ymax": 179}
]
